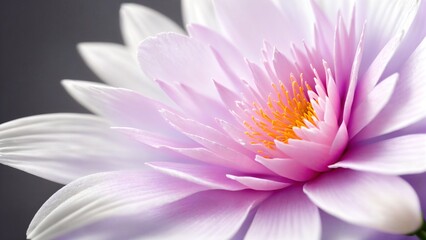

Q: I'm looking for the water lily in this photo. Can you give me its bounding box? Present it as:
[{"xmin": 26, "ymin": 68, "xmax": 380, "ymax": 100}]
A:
[{"xmin": 1, "ymin": 0, "xmax": 426, "ymax": 239}]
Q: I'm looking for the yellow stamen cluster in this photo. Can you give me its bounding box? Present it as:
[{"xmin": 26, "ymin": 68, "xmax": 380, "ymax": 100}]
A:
[{"xmin": 244, "ymin": 75, "xmax": 317, "ymax": 149}]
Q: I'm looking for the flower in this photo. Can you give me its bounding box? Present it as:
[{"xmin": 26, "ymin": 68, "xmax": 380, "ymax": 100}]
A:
[{"xmin": 1, "ymin": 0, "xmax": 426, "ymax": 239}]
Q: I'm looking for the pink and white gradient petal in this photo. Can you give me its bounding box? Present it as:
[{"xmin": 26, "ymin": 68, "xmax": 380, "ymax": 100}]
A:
[
  {"xmin": 245, "ymin": 186, "xmax": 321, "ymax": 240},
  {"xmin": 304, "ymin": 169, "xmax": 422, "ymax": 234},
  {"xmin": 120, "ymin": 3, "xmax": 184, "ymax": 53},
  {"xmin": 0, "ymin": 114, "xmax": 148, "ymax": 184},
  {"xmin": 26, "ymin": 170, "xmax": 207, "ymax": 240},
  {"xmin": 331, "ymin": 134, "xmax": 426, "ymax": 175}
]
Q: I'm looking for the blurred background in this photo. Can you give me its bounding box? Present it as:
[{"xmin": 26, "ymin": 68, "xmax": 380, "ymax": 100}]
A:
[{"xmin": 0, "ymin": 1, "xmax": 181, "ymax": 239}]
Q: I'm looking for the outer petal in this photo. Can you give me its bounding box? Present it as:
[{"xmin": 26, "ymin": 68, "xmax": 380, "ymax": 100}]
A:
[
  {"xmin": 304, "ymin": 169, "xmax": 422, "ymax": 234},
  {"xmin": 245, "ymin": 186, "xmax": 320, "ymax": 240},
  {"xmin": 271, "ymin": 0, "xmax": 315, "ymax": 42},
  {"xmin": 357, "ymin": 37, "xmax": 426, "ymax": 139},
  {"xmin": 182, "ymin": 0, "xmax": 220, "ymax": 32},
  {"xmin": 214, "ymin": 0, "xmax": 302, "ymax": 60},
  {"xmin": 77, "ymin": 43, "xmax": 168, "ymax": 102},
  {"xmin": 331, "ymin": 134, "xmax": 426, "ymax": 175},
  {"xmin": 26, "ymin": 170, "xmax": 206, "ymax": 240},
  {"xmin": 138, "ymin": 33, "xmax": 230, "ymax": 100},
  {"xmin": 321, "ymin": 211, "xmax": 382, "ymax": 240},
  {"xmin": 187, "ymin": 24, "xmax": 251, "ymax": 81},
  {"xmin": 349, "ymin": 74, "xmax": 398, "ymax": 138},
  {"xmin": 120, "ymin": 3, "xmax": 184, "ymax": 52},
  {"xmin": 62, "ymin": 80, "xmax": 183, "ymax": 139},
  {"xmin": 317, "ymin": 0, "xmax": 420, "ymax": 70},
  {"xmin": 0, "ymin": 113, "xmax": 147, "ymax": 184}
]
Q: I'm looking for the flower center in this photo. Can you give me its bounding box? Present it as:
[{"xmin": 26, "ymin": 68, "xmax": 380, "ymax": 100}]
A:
[{"xmin": 244, "ymin": 74, "xmax": 317, "ymax": 150}]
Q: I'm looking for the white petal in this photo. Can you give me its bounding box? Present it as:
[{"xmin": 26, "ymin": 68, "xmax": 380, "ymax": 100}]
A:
[
  {"xmin": 271, "ymin": 0, "xmax": 315, "ymax": 43},
  {"xmin": 181, "ymin": 0, "xmax": 220, "ymax": 32},
  {"xmin": 214, "ymin": 0, "xmax": 301, "ymax": 60},
  {"xmin": 331, "ymin": 134, "xmax": 426, "ymax": 175},
  {"xmin": 120, "ymin": 3, "xmax": 184, "ymax": 52},
  {"xmin": 245, "ymin": 186, "xmax": 320, "ymax": 240},
  {"xmin": 77, "ymin": 42, "xmax": 169, "ymax": 102},
  {"xmin": 26, "ymin": 170, "xmax": 206, "ymax": 240},
  {"xmin": 304, "ymin": 169, "xmax": 422, "ymax": 234},
  {"xmin": 138, "ymin": 33, "xmax": 231, "ymax": 100},
  {"xmin": 0, "ymin": 113, "xmax": 147, "ymax": 184}
]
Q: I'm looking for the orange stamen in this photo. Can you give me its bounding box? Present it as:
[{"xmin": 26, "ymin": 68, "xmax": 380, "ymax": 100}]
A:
[{"xmin": 244, "ymin": 74, "xmax": 317, "ymax": 149}]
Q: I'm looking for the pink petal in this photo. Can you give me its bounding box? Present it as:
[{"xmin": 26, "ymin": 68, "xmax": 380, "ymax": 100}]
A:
[
  {"xmin": 357, "ymin": 38, "xmax": 426, "ymax": 139},
  {"xmin": 304, "ymin": 169, "xmax": 422, "ymax": 234},
  {"xmin": 355, "ymin": 32, "xmax": 404, "ymax": 105},
  {"xmin": 349, "ymin": 74, "xmax": 398, "ymax": 138},
  {"xmin": 160, "ymin": 147, "xmax": 270, "ymax": 175},
  {"xmin": 146, "ymin": 162, "xmax": 246, "ymax": 191},
  {"xmin": 328, "ymin": 122, "xmax": 349, "ymax": 158},
  {"xmin": 341, "ymin": 24, "xmax": 366, "ymax": 124},
  {"xmin": 331, "ymin": 134, "xmax": 426, "ymax": 175},
  {"xmin": 155, "ymin": 79, "xmax": 231, "ymax": 125},
  {"xmin": 275, "ymin": 140, "xmax": 330, "ymax": 172},
  {"xmin": 159, "ymin": 109, "xmax": 249, "ymax": 154},
  {"xmin": 255, "ymin": 155, "xmax": 317, "ymax": 182},
  {"xmin": 385, "ymin": 0, "xmax": 426, "ymax": 75},
  {"xmin": 187, "ymin": 24, "xmax": 251, "ymax": 81},
  {"xmin": 61, "ymin": 80, "xmax": 178, "ymax": 136},
  {"xmin": 226, "ymin": 174, "xmax": 291, "ymax": 191},
  {"xmin": 245, "ymin": 186, "xmax": 320, "ymax": 240}
]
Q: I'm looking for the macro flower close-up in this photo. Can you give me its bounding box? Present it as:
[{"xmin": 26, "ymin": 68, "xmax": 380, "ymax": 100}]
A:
[{"xmin": 1, "ymin": 0, "xmax": 426, "ymax": 239}]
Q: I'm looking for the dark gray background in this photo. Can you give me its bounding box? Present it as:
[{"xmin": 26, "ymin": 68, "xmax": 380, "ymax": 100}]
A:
[{"xmin": 0, "ymin": 1, "xmax": 182, "ymax": 239}]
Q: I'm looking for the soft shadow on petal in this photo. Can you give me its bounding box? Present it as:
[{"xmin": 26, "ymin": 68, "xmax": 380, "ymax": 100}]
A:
[
  {"xmin": 26, "ymin": 170, "xmax": 207, "ymax": 240},
  {"xmin": 304, "ymin": 169, "xmax": 422, "ymax": 234},
  {"xmin": 357, "ymin": 38, "xmax": 426, "ymax": 140},
  {"xmin": 146, "ymin": 162, "xmax": 247, "ymax": 191},
  {"xmin": 214, "ymin": 0, "xmax": 303, "ymax": 60},
  {"xmin": 245, "ymin": 186, "xmax": 320, "ymax": 240},
  {"xmin": 62, "ymin": 80, "xmax": 183, "ymax": 139},
  {"xmin": 29, "ymin": 171, "xmax": 268, "ymax": 240},
  {"xmin": 331, "ymin": 134, "xmax": 426, "ymax": 175}
]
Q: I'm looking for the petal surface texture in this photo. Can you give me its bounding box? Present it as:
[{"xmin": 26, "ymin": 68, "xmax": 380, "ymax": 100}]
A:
[
  {"xmin": 304, "ymin": 170, "xmax": 422, "ymax": 234},
  {"xmin": 0, "ymin": 114, "xmax": 147, "ymax": 184},
  {"xmin": 245, "ymin": 186, "xmax": 320, "ymax": 240},
  {"xmin": 27, "ymin": 170, "xmax": 269, "ymax": 240}
]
